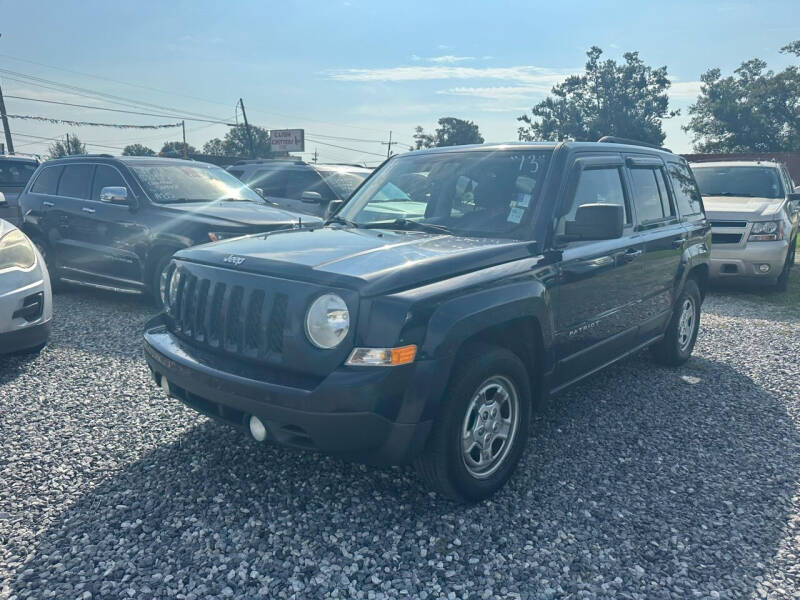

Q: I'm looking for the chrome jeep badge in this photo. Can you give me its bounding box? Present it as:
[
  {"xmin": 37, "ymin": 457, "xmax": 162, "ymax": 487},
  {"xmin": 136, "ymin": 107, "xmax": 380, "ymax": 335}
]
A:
[{"xmin": 223, "ymin": 254, "xmax": 246, "ymax": 266}]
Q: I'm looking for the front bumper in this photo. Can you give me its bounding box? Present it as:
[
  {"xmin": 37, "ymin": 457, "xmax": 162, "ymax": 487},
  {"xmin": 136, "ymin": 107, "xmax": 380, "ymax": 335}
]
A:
[
  {"xmin": 143, "ymin": 315, "xmax": 448, "ymax": 465},
  {"xmin": 0, "ymin": 265, "xmax": 53, "ymax": 354},
  {"xmin": 709, "ymin": 240, "xmax": 790, "ymax": 283}
]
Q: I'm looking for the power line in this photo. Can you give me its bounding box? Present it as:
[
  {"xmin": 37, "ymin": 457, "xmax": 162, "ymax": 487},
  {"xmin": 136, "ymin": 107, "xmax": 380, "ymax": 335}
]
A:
[
  {"xmin": 305, "ymin": 137, "xmax": 386, "ymax": 157},
  {"xmin": 3, "ymin": 94, "xmax": 233, "ymax": 124}
]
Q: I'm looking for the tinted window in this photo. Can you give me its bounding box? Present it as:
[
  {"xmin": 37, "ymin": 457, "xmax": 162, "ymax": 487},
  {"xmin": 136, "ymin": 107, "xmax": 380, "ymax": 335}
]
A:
[
  {"xmin": 339, "ymin": 150, "xmax": 552, "ymax": 239},
  {"xmin": 31, "ymin": 166, "xmax": 63, "ymax": 195},
  {"xmin": 251, "ymin": 168, "xmax": 290, "ymax": 197},
  {"xmin": 91, "ymin": 165, "xmax": 126, "ymax": 201},
  {"xmin": 228, "ymin": 168, "xmax": 245, "ymax": 180},
  {"xmin": 670, "ymin": 163, "xmax": 704, "ymax": 218},
  {"xmin": 285, "ymin": 169, "xmax": 327, "ymax": 200},
  {"xmin": 630, "ymin": 167, "xmax": 673, "ymax": 222},
  {"xmin": 315, "ymin": 167, "xmax": 370, "ymax": 199},
  {"xmin": 0, "ymin": 161, "xmax": 37, "ymax": 186},
  {"xmin": 692, "ymin": 166, "xmax": 783, "ymax": 199},
  {"xmin": 130, "ymin": 164, "xmax": 261, "ymax": 203},
  {"xmin": 567, "ymin": 167, "xmax": 629, "ymax": 224},
  {"xmin": 57, "ymin": 164, "xmax": 93, "ymax": 199}
]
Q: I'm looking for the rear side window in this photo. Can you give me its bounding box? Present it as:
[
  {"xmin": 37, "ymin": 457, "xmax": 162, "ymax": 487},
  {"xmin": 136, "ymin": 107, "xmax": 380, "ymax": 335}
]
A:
[
  {"xmin": 31, "ymin": 166, "xmax": 63, "ymax": 195},
  {"xmin": 91, "ymin": 165, "xmax": 126, "ymax": 201},
  {"xmin": 567, "ymin": 167, "xmax": 630, "ymax": 224},
  {"xmin": 252, "ymin": 168, "xmax": 290, "ymax": 197},
  {"xmin": 629, "ymin": 167, "xmax": 674, "ymax": 223},
  {"xmin": 57, "ymin": 164, "xmax": 93, "ymax": 199},
  {"xmin": 669, "ymin": 162, "xmax": 704, "ymax": 219}
]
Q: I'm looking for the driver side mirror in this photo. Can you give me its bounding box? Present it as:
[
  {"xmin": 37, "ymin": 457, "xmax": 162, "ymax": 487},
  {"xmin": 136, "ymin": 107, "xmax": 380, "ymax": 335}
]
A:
[
  {"xmin": 254, "ymin": 187, "xmax": 266, "ymax": 198},
  {"xmin": 0, "ymin": 191, "xmax": 6, "ymax": 207},
  {"xmin": 99, "ymin": 186, "xmax": 129, "ymax": 205},
  {"xmin": 326, "ymin": 199, "xmax": 344, "ymax": 219},
  {"xmin": 301, "ymin": 190, "xmax": 324, "ymax": 203},
  {"xmin": 563, "ymin": 203, "xmax": 624, "ymax": 241}
]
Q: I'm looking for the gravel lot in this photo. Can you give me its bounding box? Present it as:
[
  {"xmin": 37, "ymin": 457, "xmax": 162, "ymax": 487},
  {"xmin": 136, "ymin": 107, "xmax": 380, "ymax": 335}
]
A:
[{"xmin": 1, "ymin": 280, "xmax": 799, "ymax": 600}]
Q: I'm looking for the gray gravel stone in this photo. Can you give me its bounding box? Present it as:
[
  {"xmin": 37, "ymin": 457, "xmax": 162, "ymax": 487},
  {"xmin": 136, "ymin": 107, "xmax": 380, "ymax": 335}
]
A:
[{"xmin": 1, "ymin": 285, "xmax": 799, "ymax": 599}]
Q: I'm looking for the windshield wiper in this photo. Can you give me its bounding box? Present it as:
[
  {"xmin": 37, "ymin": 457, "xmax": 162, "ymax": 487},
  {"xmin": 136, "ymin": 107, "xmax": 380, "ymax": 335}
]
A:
[
  {"xmin": 326, "ymin": 214, "xmax": 359, "ymax": 228},
  {"xmin": 707, "ymin": 192, "xmax": 757, "ymax": 197},
  {"xmin": 363, "ymin": 218, "xmax": 452, "ymax": 235}
]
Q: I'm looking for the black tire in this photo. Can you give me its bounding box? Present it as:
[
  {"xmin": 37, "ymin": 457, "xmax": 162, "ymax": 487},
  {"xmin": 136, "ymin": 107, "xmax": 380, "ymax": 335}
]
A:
[
  {"xmin": 30, "ymin": 235, "xmax": 63, "ymax": 292},
  {"xmin": 150, "ymin": 252, "xmax": 175, "ymax": 309},
  {"xmin": 651, "ymin": 278, "xmax": 701, "ymax": 366},
  {"xmin": 774, "ymin": 238, "xmax": 795, "ymax": 292},
  {"xmin": 414, "ymin": 344, "xmax": 531, "ymax": 502}
]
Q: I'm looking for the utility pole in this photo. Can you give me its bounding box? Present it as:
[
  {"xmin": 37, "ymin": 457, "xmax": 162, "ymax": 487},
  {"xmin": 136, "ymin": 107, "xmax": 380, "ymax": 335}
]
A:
[
  {"xmin": 65, "ymin": 133, "xmax": 70, "ymax": 156},
  {"xmin": 382, "ymin": 130, "xmax": 394, "ymax": 159},
  {"xmin": 0, "ymin": 78, "xmax": 15, "ymax": 155},
  {"xmin": 313, "ymin": 148, "xmax": 318, "ymax": 164},
  {"xmin": 181, "ymin": 120, "xmax": 187, "ymax": 159},
  {"xmin": 238, "ymin": 98, "xmax": 256, "ymax": 159}
]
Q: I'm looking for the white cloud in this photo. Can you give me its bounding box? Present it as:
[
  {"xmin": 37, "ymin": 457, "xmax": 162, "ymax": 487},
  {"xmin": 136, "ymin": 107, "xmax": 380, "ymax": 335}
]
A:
[
  {"xmin": 328, "ymin": 64, "xmax": 575, "ymax": 84},
  {"xmin": 436, "ymin": 85, "xmax": 554, "ymax": 100},
  {"xmin": 668, "ymin": 80, "xmax": 703, "ymax": 101},
  {"xmin": 428, "ymin": 55, "xmax": 474, "ymax": 64}
]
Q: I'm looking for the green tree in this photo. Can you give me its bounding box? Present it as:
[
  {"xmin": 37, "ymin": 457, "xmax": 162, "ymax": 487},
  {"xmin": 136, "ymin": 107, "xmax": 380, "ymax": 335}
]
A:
[
  {"xmin": 201, "ymin": 125, "xmax": 274, "ymax": 158},
  {"xmin": 122, "ymin": 143, "xmax": 156, "ymax": 156},
  {"xmin": 413, "ymin": 117, "xmax": 484, "ymax": 149},
  {"xmin": 159, "ymin": 141, "xmax": 196, "ymax": 157},
  {"xmin": 518, "ymin": 46, "xmax": 677, "ymax": 146},
  {"xmin": 684, "ymin": 41, "xmax": 800, "ymax": 152},
  {"xmin": 47, "ymin": 134, "xmax": 86, "ymax": 158}
]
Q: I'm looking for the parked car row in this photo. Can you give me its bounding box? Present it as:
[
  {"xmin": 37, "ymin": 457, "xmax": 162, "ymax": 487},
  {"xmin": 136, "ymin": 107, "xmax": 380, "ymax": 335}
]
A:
[{"xmin": 2, "ymin": 143, "xmax": 798, "ymax": 500}]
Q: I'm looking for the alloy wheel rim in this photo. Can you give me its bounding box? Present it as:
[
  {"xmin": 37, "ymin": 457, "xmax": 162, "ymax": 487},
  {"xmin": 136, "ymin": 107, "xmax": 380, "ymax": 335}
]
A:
[
  {"xmin": 460, "ymin": 375, "xmax": 519, "ymax": 479},
  {"xmin": 677, "ymin": 297, "xmax": 696, "ymax": 352}
]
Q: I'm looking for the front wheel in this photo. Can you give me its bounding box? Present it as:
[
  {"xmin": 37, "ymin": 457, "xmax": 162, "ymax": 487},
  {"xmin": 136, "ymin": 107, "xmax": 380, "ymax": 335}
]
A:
[
  {"xmin": 774, "ymin": 238, "xmax": 795, "ymax": 292},
  {"xmin": 414, "ymin": 344, "xmax": 531, "ymax": 502},
  {"xmin": 651, "ymin": 278, "xmax": 701, "ymax": 366}
]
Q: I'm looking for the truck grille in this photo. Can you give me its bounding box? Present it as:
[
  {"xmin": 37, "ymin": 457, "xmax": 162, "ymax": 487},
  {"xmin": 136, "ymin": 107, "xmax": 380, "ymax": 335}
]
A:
[
  {"xmin": 711, "ymin": 233, "xmax": 743, "ymax": 244},
  {"xmin": 167, "ymin": 266, "xmax": 288, "ymax": 361}
]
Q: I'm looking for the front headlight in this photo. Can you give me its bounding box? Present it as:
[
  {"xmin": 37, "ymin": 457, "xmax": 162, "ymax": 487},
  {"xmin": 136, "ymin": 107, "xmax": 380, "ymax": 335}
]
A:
[
  {"xmin": 0, "ymin": 229, "xmax": 36, "ymax": 271},
  {"xmin": 305, "ymin": 293, "xmax": 349, "ymax": 349},
  {"xmin": 749, "ymin": 221, "xmax": 783, "ymax": 242}
]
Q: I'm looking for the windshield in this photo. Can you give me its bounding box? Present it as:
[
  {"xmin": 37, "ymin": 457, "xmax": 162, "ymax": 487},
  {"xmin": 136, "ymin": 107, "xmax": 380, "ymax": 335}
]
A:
[
  {"xmin": 130, "ymin": 164, "xmax": 263, "ymax": 204},
  {"xmin": 0, "ymin": 161, "xmax": 37, "ymax": 186},
  {"xmin": 316, "ymin": 167, "xmax": 369, "ymax": 199},
  {"xmin": 337, "ymin": 150, "xmax": 552, "ymax": 239},
  {"xmin": 693, "ymin": 166, "xmax": 784, "ymax": 199}
]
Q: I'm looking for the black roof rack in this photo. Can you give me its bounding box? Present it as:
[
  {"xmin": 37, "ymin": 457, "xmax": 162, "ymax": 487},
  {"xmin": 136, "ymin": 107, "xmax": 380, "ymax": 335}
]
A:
[{"xmin": 597, "ymin": 136, "xmax": 672, "ymax": 153}]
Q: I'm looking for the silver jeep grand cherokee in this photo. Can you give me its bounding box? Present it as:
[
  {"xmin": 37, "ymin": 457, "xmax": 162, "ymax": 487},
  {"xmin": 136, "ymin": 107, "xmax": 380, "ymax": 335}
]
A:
[{"xmin": 691, "ymin": 161, "xmax": 800, "ymax": 290}]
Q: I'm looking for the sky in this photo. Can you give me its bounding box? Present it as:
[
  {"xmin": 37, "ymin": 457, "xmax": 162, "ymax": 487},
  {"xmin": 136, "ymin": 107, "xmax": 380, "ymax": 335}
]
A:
[{"xmin": 0, "ymin": 0, "xmax": 798, "ymax": 164}]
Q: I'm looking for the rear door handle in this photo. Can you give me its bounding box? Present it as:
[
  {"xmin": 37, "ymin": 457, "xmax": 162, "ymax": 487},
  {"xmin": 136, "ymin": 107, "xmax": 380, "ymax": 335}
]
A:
[
  {"xmin": 81, "ymin": 207, "xmax": 96, "ymax": 214},
  {"xmin": 42, "ymin": 201, "xmax": 55, "ymax": 207}
]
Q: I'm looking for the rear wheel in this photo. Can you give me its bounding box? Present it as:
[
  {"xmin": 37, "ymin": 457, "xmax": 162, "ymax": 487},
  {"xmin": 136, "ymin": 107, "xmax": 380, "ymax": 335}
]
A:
[
  {"xmin": 651, "ymin": 278, "xmax": 701, "ymax": 366},
  {"xmin": 414, "ymin": 344, "xmax": 531, "ymax": 502}
]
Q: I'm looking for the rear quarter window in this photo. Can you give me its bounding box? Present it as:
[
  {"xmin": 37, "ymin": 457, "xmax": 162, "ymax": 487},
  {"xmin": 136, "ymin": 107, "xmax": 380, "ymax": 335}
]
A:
[{"xmin": 669, "ymin": 162, "xmax": 704, "ymax": 220}]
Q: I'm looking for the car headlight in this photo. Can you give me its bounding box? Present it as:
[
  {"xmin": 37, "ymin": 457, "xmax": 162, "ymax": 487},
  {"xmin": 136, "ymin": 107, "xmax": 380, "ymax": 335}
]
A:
[
  {"xmin": 305, "ymin": 293, "xmax": 349, "ymax": 349},
  {"xmin": 166, "ymin": 266, "xmax": 182, "ymax": 309},
  {"xmin": 749, "ymin": 221, "xmax": 783, "ymax": 241},
  {"xmin": 0, "ymin": 229, "xmax": 36, "ymax": 271}
]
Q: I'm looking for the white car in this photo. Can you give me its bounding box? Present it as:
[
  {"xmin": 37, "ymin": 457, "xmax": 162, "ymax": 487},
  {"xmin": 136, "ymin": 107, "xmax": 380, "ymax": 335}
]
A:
[{"xmin": 0, "ymin": 195, "xmax": 52, "ymax": 355}]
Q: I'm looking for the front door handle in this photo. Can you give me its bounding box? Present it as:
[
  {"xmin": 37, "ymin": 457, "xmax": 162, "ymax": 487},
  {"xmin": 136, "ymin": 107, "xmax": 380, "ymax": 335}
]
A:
[
  {"xmin": 81, "ymin": 207, "xmax": 96, "ymax": 214},
  {"xmin": 623, "ymin": 248, "xmax": 643, "ymax": 262},
  {"xmin": 42, "ymin": 201, "xmax": 55, "ymax": 207}
]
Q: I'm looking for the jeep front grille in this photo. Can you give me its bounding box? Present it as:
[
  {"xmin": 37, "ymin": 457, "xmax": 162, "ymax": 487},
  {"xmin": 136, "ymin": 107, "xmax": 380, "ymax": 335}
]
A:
[{"xmin": 168, "ymin": 267, "xmax": 289, "ymax": 361}]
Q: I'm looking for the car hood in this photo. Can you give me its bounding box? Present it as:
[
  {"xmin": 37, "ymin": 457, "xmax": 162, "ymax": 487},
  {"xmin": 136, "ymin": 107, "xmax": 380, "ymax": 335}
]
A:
[
  {"xmin": 703, "ymin": 196, "xmax": 785, "ymax": 221},
  {"xmin": 175, "ymin": 226, "xmax": 535, "ymax": 295},
  {"xmin": 160, "ymin": 201, "xmax": 323, "ymax": 228},
  {"xmin": 0, "ymin": 218, "xmax": 18, "ymax": 237}
]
